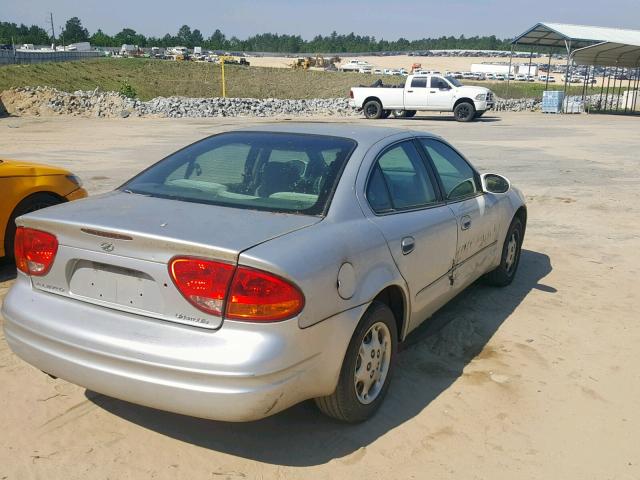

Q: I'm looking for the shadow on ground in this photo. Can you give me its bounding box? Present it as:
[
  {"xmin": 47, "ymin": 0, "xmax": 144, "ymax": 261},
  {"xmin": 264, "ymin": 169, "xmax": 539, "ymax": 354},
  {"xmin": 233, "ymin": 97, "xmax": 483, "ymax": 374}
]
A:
[
  {"xmin": 89, "ymin": 249, "xmax": 553, "ymax": 466},
  {"xmin": 406, "ymin": 115, "xmax": 501, "ymax": 123}
]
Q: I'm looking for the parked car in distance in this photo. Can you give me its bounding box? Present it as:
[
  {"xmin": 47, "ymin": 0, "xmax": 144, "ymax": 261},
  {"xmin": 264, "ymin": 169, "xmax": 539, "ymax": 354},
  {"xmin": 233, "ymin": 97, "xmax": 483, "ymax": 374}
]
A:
[
  {"xmin": 2, "ymin": 125, "xmax": 527, "ymax": 423},
  {"xmin": 516, "ymin": 73, "xmax": 527, "ymax": 81},
  {"xmin": 350, "ymin": 74, "xmax": 495, "ymax": 121},
  {"xmin": 0, "ymin": 159, "xmax": 87, "ymax": 260}
]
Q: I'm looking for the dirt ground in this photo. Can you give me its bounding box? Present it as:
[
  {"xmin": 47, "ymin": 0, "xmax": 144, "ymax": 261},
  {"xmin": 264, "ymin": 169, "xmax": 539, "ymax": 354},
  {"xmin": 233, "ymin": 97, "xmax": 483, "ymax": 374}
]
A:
[{"xmin": 1, "ymin": 111, "xmax": 639, "ymax": 479}]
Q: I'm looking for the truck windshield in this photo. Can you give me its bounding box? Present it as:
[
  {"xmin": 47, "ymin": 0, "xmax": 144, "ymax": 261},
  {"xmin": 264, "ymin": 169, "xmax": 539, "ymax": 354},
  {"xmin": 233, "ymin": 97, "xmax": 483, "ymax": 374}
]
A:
[
  {"xmin": 445, "ymin": 76, "xmax": 463, "ymax": 87},
  {"xmin": 122, "ymin": 132, "xmax": 357, "ymax": 216}
]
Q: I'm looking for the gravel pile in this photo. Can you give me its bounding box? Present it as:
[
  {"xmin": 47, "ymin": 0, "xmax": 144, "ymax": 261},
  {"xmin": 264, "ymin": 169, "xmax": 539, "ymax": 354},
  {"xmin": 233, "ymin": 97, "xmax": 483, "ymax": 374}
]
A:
[
  {"xmin": 1, "ymin": 86, "xmax": 358, "ymax": 118},
  {"xmin": 493, "ymin": 97, "xmax": 540, "ymax": 112}
]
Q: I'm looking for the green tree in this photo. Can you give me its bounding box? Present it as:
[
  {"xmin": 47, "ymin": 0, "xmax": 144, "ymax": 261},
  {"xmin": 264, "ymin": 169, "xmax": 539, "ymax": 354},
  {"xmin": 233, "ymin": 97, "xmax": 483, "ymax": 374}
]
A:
[
  {"xmin": 90, "ymin": 29, "xmax": 115, "ymax": 46},
  {"xmin": 177, "ymin": 25, "xmax": 192, "ymax": 46},
  {"xmin": 60, "ymin": 17, "xmax": 89, "ymax": 44},
  {"xmin": 114, "ymin": 28, "xmax": 146, "ymax": 46}
]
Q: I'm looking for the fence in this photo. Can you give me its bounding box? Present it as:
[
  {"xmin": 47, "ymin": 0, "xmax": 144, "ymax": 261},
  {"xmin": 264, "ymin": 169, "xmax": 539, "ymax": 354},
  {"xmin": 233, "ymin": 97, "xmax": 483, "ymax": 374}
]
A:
[{"xmin": 0, "ymin": 50, "xmax": 103, "ymax": 66}]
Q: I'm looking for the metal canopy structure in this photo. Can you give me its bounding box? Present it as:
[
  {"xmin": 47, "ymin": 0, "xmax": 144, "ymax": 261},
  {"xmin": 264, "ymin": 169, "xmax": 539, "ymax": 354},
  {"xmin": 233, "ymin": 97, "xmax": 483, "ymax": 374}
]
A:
[
  {"xmin": 509, "ymin": 22, "xmax": 640, "ymax": 114},
  {"xmin": 573, "ymin": 42, "xmax": 640, "ymax": 68},
  {"xmin": 512, "ymin": 22, "xmax": 640, "ymax": 49}
]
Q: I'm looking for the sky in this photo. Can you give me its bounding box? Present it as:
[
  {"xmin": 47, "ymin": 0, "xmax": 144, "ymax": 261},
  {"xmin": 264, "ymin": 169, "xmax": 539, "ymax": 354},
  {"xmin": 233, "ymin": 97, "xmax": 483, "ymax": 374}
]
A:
[{"xmin": 5, "ymin": 0, "xmax": 640, "ymax": 40}]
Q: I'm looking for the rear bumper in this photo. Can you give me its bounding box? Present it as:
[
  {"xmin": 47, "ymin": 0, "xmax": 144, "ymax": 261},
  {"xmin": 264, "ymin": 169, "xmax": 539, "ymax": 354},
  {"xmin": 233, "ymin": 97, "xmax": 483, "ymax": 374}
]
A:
[{"xmin": 2, "ymin": 275, "xmax": 364, "ymax": 421}]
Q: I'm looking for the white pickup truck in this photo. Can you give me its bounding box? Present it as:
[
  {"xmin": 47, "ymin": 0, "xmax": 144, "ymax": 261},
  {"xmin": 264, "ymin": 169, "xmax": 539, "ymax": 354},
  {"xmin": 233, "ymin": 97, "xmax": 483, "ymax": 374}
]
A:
[{"xmin": 349, "ymin": 74, "xmax": 495, "ymax": 122}]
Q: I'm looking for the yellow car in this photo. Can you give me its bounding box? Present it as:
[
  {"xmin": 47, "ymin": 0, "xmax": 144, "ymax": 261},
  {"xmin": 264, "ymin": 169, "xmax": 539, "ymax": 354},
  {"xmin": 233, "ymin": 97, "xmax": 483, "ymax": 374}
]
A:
[{"xmin": 1, "ymin": 159, "xmax": 87, "ymax": 259}]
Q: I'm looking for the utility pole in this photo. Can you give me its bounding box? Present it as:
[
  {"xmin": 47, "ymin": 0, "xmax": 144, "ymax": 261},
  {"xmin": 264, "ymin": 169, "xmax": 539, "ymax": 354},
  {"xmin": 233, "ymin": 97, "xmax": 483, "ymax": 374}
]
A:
[{"xmin": 49, "ymin": 13, "xmax": 56, "ymax": 46}]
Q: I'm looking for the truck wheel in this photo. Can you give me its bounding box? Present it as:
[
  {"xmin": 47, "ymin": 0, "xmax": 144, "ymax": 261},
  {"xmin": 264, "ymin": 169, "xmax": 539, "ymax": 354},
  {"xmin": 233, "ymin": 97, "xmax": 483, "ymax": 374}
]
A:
[
  {"xmin": 381, "ymin": 109, "xmax": 391, "ymax": 119},
  {"xmin": 454, "ymin": 102, "xmax": 476, "ymax": 122},
  {"xmin": 314, "ymin": 301, "xmax": 397, "ymax": 423},
  {"xmin": 392, "ymin": 110, "xmax": 406, "ymax": 118},
  {"xmin": 474, "ymin": 111, "xmax": 486, "ymax": 118},
  {"xmin": 363, "ymin": 100, "xmax": 383, "ymax": 119},
  {"xmin": 405, "ymin": 110, "xmax": 417, "ymax": 118}
]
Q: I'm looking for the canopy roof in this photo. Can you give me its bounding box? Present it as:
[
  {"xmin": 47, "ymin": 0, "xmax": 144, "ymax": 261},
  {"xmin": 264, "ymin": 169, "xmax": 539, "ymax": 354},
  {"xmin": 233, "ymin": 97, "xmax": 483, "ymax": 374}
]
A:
[
  {"xmin": 513, "ymin": 22, "xmax": 640, "ymax": 50},
  {"xmin": 572, "ymin": 42, "xmax": 640, "ymax": 68}
]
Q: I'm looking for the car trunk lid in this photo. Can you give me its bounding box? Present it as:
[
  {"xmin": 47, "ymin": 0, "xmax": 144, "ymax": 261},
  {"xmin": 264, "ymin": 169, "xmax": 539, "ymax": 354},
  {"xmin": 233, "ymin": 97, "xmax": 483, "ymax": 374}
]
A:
[{"xmin": 18, "ymin": 191, "xmax": 320, "ymax": 329}]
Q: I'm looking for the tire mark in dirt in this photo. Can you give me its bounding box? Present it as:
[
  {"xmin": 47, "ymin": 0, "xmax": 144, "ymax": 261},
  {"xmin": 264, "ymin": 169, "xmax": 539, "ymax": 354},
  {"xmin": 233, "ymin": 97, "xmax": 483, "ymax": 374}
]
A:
[{"xmin": 39, "ymin": 399, "xmax": 97, "ymax": 432}]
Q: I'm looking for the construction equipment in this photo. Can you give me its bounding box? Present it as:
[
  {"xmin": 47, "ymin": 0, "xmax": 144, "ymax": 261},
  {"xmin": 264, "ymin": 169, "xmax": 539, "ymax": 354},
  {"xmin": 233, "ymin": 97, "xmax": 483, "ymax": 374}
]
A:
[
  {"xmin": 218, "ymin": 55, "xmax": 250, "ymax": 66},
  {"xmin": 291, "ymin": 55, "xmax": 340, "ymax": 70}
]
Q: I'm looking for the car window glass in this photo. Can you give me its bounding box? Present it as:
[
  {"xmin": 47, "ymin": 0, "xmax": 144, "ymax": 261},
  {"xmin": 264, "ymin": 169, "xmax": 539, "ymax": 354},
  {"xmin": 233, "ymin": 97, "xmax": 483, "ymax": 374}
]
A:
[
  {"xmin": 371, "ymin": 142, "xmax": 438, "ymax": 211},
  {"xmin": 410, "ymin": 77, "xmax": 427, "ymax": 88},
  {"xmin": 420, "ymin": 139, "xmax": 478, "ymax": 200},
  {"xmin": 366, "ymin": 165, "xmax": 393, "ymax": 213},
  {"xmin": 124, "ymin": 132, "xmax": 356, "ymax": 215},
  {"xmin": 430, "ymin": 77, "xmax": 450, "ymax": 90}
]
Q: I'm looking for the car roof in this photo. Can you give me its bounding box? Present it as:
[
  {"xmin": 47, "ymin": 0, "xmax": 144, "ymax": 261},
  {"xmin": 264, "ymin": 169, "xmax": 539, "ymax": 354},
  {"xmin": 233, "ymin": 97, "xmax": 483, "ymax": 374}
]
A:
[{"xmin": 230, "ymin": 122, "xmax": 441, "ymax": 148}]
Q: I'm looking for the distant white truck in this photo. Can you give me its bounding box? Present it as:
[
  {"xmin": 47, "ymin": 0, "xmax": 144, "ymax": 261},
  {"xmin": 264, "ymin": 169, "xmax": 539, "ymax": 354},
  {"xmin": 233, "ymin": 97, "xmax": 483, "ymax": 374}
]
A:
[{"xmin": 349, "ymin": 74, "xmax": 495, "ymax": 121}]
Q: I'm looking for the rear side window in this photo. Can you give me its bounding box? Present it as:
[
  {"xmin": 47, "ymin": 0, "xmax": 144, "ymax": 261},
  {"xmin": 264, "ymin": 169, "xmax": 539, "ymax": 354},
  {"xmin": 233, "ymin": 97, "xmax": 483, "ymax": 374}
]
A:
[
  {"xmin": 420, "ymin": 139, "xmax": 479, "ymax": 201},
  {"xmin": 123, "ymin": 132, "xmax": 356, "ymax": 215},
  {"xmin": 410, "ymin": 77, "xmax": 427, "ymax": 88},
  {"xmin": 366, "ymin": 141, "xmax": 438, "ymax": 213}
]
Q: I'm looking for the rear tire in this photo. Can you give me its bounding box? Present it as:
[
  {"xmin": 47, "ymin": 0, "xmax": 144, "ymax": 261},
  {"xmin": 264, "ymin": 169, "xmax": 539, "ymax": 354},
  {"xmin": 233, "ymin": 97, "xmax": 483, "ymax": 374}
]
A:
[
  {"xmin": 454, "ymin": 102, "xmax": 476, "ymax": 122},
  {"xmin": 3, "ymin": 193, "xmax": 62, "ymax": 260},
  {"xmin": 315, "ymin": 301, "xmax": 397, "ymax": 423},
  {"xmin": 405, "ymin": 110, "xmax": 417, "ymax": 118},
  {"xmin": 484, "ymin": 217, "xmax": 524, "ymax": 287},
  {"xmin": 363, "ymin": 100, "xmax": 383, "ymax": 119}
]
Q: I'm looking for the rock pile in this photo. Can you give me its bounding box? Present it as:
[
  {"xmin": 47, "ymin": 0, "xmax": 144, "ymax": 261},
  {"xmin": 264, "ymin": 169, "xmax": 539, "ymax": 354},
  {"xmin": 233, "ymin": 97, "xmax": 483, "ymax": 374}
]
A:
[{"xmin": 0, "ymin": 86, "xmax": 358, "ymax": 118}]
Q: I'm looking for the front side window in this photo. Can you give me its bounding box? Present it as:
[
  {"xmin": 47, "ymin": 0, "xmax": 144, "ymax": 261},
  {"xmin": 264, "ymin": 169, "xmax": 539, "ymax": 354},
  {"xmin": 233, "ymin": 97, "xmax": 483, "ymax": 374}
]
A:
[
  {"xmin": 420, "ymin": 139, "xmax": 479, "ymax": 201},
  {"xmin": 123, "ymin": 132, "xmax": 356, "ymax": 215},
  {"xmin": 366, "ymin": 141, "xmax": 438, "ymax": 213},
  {"xmin": 430, "ymin": 77, "xmax": 451, "ymax": 90}
]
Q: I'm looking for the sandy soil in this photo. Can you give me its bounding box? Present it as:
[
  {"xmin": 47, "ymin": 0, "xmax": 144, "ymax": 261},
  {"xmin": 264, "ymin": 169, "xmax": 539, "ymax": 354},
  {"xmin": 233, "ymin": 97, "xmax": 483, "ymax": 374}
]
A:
[
  {"xmin": 250, "ymin": 54, "xmax": 614, "ymax": 87},
  {"xmin": 250, "ymin": 54, "xmax": 566, "ymax": 72},
  {"xmin": 1, "ymin": 112, "xmax": 639, "ymax": 479}
]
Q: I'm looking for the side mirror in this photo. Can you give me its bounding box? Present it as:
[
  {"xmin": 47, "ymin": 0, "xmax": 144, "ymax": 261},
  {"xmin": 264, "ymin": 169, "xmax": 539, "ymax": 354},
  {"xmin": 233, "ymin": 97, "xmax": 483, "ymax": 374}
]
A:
[{"xmin": 481, "ymin": 173, "xmax": 510, "ymax": 194}]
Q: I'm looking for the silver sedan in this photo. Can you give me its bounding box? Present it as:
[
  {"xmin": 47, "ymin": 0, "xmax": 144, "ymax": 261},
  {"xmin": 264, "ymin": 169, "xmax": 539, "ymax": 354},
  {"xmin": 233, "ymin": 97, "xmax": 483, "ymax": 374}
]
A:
[{"xmin": 2, "ymin": 124, "xmax": 526, "ymax": 422}]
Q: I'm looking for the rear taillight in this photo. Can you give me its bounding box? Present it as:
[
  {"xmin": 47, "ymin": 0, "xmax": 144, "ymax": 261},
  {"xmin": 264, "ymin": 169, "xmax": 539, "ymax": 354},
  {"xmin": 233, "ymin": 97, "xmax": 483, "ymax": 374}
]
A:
[
  {"xmin": 349, "ymin": 89, "xmax": 354, "ymax": 99},
  {"xmin": 226, "ymin": 266, "xmax": 304, "ymax": 322},
  {"xmin": 169, "ymin": 257, "xmax": 235, "ymax": 316},
  {"xmin": 168, "ymin": 257, "xmax": 304, "ymax": 322},
  {"xmin": 14, "ymin": 227, "xmax": 59, "ymax": 276}
]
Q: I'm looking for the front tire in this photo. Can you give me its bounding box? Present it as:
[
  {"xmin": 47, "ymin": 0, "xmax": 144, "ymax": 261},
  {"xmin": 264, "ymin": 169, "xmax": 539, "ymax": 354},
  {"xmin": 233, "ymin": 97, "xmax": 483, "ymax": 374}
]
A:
[
  {"xmin": 363, "ymin": 100, "xmax": 383, "ymax": 119},
  {"xmin": 315, "ymin": 301, "xmax": 398, "ymax": 423},
  {"xmin": 454, "ymin": 101, "xmax": 476, "ymax": 122},
  {"xmin": 4, "ymin": 193, "xmax": 62, "ymax": 260},
  {"xmin": 485, "ymin": 217, "xmax": 524, "ymax": 286}
]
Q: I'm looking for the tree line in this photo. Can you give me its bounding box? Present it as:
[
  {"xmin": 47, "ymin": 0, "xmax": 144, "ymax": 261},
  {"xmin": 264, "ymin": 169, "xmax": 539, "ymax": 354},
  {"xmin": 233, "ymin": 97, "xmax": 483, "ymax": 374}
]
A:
[{"xmin": 1, "ymin": 17, "xmax": 512, "ymax": 52}]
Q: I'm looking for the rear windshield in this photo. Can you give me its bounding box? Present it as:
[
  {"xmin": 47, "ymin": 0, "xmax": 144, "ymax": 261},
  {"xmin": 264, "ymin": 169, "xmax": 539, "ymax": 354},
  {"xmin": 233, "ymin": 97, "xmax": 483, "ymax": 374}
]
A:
[{"xmin": 122, "ymin": 131, "xmax": 357, "ymax": 215}]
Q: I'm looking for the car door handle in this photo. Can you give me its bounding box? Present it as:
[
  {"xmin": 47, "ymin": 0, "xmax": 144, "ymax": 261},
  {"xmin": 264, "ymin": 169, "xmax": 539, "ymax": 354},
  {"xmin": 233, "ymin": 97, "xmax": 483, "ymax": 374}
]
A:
[
  {"xmin": 401, "ymin": 236, "xmax": 415, "ymax": 255},
  {"xmin": 430, "ymin": 90, "xmax": 436, "ymax": 93},
  {"xmin": 407, "ymin": 90, "xmax": 414, "ymax": 93},
  {"xmin": 461, "ymin": 215, "xmax": 472, "ymax": 230}
]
